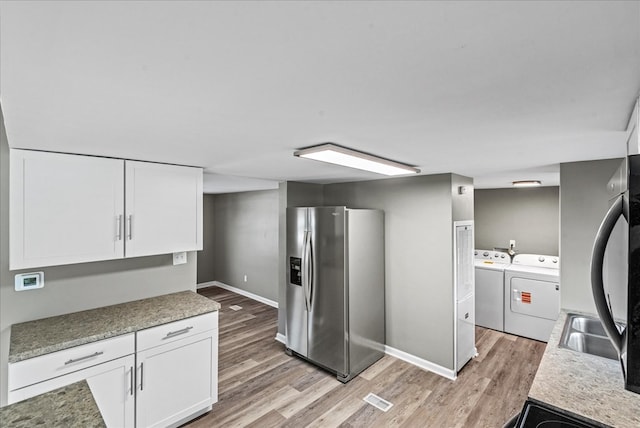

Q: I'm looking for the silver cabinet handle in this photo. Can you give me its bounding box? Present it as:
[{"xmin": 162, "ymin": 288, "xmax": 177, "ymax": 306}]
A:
[
  {"xmin": 116, "ymin": 215, "xmax": 122, "ymax": 241},
  {"xmin": 163, "ymin": 326, "xmax": 193, "ymax": 339},
  {"xmin": 127, "ymin": 215, "xmax": 132, "ymax": 240},
  {"xmin": 140, "ymin": 362, "xmax": 144, "ymax": 391},
  {"xmin": 129, "ymin": 366, "xmax": 134, "ymax": 396},
  {"xmin": 64, "ymin": 351, "xmax": 104, "ymax": 365}
]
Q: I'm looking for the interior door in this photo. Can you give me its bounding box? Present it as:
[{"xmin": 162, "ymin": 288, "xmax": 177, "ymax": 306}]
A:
[
  {"xmin": 307, "ymin": 207, "xmax": 347, "ymax": 376},
  {"xmin": 286, "ymin": 207, "xmax": 308, "ymax": 357}
]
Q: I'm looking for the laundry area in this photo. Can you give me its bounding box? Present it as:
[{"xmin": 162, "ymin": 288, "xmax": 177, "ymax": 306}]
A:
[{"xmin": 474, "ymin": 186, "xmax": 560, "ymax": 343}]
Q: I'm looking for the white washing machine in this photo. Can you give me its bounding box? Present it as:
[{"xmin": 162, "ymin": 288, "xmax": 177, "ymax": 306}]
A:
[
  {"xmin": 503, "ymin": 254, "xmax": 560, "ymax": 342},
  {"xmin": 474, "ymin": 249, "xmax": 510, "ymax": 331}
]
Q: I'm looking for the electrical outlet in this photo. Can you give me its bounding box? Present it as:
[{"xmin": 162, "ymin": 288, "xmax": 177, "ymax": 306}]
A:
[
  {"xmin": 243, "ymin": 275, "xmax": 248, "ymax": 282},
  {"xmin": 173, "ymin": 252, "xmax": 187, "ymax": 265},
  {"xmin": 510, "ymin": 240, "xmax": 516, "ymax": 248}
]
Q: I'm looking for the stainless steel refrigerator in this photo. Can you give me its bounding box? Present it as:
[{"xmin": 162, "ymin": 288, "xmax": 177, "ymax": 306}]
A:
[{"xmin": 285, "ymin": 206, "xmax": 385, "ymax": 382}]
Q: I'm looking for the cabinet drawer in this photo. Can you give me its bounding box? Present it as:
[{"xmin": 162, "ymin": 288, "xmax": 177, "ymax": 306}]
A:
[
  {"xmin": 8, "ymin": 333, "xmax": 135, "ymax": 391},
  {"xmin": 136, "ymin": 312, "xmax": 218, "ymax": 351}
]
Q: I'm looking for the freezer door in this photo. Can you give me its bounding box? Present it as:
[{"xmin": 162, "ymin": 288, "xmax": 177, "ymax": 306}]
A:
[
  {"xmin": 307, "ymin": 207, "xmax": 348, "ymax": 376},
  {"xmin": 286, "ymin": 207, "xmax": 308, "ymax": 357}
]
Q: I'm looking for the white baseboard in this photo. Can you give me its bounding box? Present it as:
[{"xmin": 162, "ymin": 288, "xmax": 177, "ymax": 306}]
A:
[
  {"xmin": 384, "ymin": 345, "xmax": 457, "ymax": 380},
  {"xmin": 198, "ymin": 280, "xmax": 279, "ymax": 309},
  {"xmin": 196, "ymin": 281, "xmax": 217, "ymax": 290},
  {"xmin": 201, "ymin": 280, "xmax": 455, "ymax": 380},
  {"xmin": 274, "ymin": 332, "xmax": 457, "ymax": 381}
]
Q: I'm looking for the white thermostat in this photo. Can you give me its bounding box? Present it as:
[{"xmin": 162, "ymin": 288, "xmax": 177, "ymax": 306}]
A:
[{"xmin": 15, "ymin": 272, "xmax": 44, "ymax": 291}]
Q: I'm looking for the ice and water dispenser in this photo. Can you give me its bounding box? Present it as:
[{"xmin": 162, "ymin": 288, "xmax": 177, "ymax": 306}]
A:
[{"xmin": 290, "ymin": 257, "xmax": 302, "ymax": 286}]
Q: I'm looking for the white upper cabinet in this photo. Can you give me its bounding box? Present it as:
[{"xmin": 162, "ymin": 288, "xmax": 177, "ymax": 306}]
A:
[
  {"xmin": 10, "ymin": 150, "xmax": 125, "ymax": 270},
  {"xmin": 125, "ymin": 161, "xmax": 203, "ymax": 258},
  {"xmin": 10, "ymin": 149, "xmax": 203, "ymax": 270}
]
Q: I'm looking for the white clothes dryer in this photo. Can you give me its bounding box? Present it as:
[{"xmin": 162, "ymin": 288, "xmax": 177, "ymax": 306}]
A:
[
  {"xmin": 503, "ymin": 254, "xmax": 560, "ymax": 342},
  {"xmin": 474, "ymin": 249, "xmax": 510, "ymax": 331}
]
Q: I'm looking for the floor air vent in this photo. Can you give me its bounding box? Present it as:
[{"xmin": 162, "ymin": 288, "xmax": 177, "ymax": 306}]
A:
[
  {"xmin": 363, "ymin": 393, "xmax": 393, "ymax": 412},
  {"xmin": 229, "ymin": 305, "xmax": 242, "ymax": 311}
]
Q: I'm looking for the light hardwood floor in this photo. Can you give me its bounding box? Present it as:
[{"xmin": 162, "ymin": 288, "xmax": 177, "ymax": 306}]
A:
[{"xmin": 187, "ymin": 286, "xmax": 546, "ymax": 428}]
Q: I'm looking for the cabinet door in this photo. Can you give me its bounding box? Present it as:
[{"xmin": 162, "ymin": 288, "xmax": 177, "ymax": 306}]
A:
[
  {"xmin": 9, "ymin": 354, "xmax": 135, "ymax": 428},
  {"xmin": 136, "ymin": 331, "xmax": 217, "ymax": 428},
  {"xmin": 125, "ymin": 161, "xmax": 202, "ymax": 258},
  {"xmin": 10, "ymin": 149, "xmax": 125, "ymax": 269}
]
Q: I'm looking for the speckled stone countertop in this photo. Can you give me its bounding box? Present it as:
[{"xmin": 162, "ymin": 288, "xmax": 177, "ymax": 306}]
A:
[
  {"xmin": 0, "ymin": 381, "xmax": 105, "ymax": 427},
  {"xmin": 529, "ymin": 310, "xmax": 640, "ymax": 428},
  {"xmin": 9, "ymin": 290, "xmax": 220, "ymax": 363}
]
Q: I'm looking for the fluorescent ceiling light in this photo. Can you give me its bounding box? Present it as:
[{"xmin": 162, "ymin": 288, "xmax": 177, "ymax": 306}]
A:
[
  {"xmin": 512, "ymin": 180, "xmax": 542, "ymax": 187},
  {"xmin": 294, "ymin": 143, "xmax": 420, "ymax": 176}
]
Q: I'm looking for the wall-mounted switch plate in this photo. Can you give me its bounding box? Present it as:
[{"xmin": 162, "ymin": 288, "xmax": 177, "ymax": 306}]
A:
[
  {"xmin": 173, "ymin": 252, "xmax": 187, "ymax": 265},
  {"xmin": 243, "ymin": 275, "xmax": 248, "ymax": 282}
]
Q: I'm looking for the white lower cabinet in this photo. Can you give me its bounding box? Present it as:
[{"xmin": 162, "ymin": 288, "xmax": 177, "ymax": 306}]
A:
[
  {"xmin": 8, "ymin": 313, "xmax": 218, "ymax": 428},
  {"xmin": 8, "ymin": 312, "xmax": 218, "ymax": 428},
  {"xmin": 10, "ymin": 355, "xmax": 136, "ymax": 428},
  {"xmin": 135, "ymin": 313, "xmax": 219, "ymax": 428},
  {"xmin": 136, "ymin": 332, "xmax": 217, "ymax": 428},
  {"xmin": 8, "ymin": 334, "xmax": 136, "ymax": 428}
]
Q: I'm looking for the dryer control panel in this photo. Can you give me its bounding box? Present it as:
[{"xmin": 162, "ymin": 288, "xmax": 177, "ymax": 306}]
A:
[{"xmin": 512, "ymin": 254, "xmax": 559, "ymax": 269}]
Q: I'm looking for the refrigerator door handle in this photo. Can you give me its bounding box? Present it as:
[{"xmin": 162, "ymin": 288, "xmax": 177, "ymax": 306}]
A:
[
  {"xmin": 302, "ymin": 231, "xmax": 311, "ymax": 312},
  {"xmin": 308, "ymin": 234, "xmax": 314, "ymax": 308},
  {"xmin": 590, "ymin": 194, "xmax": 626, "ymax": 355}
]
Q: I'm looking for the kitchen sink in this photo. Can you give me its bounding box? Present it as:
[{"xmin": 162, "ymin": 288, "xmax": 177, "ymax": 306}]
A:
[
  {"xmin": 563, "ymin": 331, "xmax": 619, "ymax": 360},
  {"xmin": 570, "ymin": 317, "xmax": 608, "ymax": 336},
  {"xmin": 559, "ymin": 314, "xmax": 623, "ymax": 361}
]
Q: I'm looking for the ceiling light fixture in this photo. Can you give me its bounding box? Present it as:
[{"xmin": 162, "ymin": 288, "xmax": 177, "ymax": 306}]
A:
[
  {"xmin": 294, "ymin": 143, "xmax": 420, "ymax": 176},
  {"xmin": 512, "ymin": 180, "xmax": 542, "ymax": 188}
]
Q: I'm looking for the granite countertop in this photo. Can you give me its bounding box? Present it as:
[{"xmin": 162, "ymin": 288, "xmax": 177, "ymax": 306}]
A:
[
  {"xmin": 529, "ymin": 310, "xmax": 640, "ymax": 428},
  {"xmin": 9, "ymin": 290, "xmax": 220, "ymax": 363},
  {"xmin": 0, "ymin": 381, "xmax": 105, "ymax": 428}
]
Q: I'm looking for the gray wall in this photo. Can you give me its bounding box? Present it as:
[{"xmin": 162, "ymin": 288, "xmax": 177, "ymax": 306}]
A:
[
  {"xmin": 0, "ymin": 109, "xmax": 197, "ymax": 406},
  {"xmin": 452, "ymin": 174, "xmax": 474, "ymax": 222},
  {"xmin": 207, "ymin": 190, "xmax": 279, "ymax": 302},
  {"xmin": 321, "ymin": 174, "xmax": 472, "ymax": 370},
  {"xmin": 475, "ymin": 187, "xmax": 560, "ymax": 255},
  {"xmin": 560, "ymin": 158, "xmax": 622, "ymax": 314},
  {"xmin": 197, "ymin": 194, "xmax": 216, "ymax": 283},
  {"xmin": 201, "ymin": 174, "xmax": 472, "ymax": 370}
]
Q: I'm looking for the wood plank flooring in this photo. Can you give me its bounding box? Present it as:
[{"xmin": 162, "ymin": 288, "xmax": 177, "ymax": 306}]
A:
[{"xmin": 187, "ymin": 287, "xmax": 546, "ymax": 428}]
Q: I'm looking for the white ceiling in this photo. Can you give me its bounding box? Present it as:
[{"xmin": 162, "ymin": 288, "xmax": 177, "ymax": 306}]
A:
[{"xmin": 1, "ymin": 1, "xmax": 639, "ymax": 193}]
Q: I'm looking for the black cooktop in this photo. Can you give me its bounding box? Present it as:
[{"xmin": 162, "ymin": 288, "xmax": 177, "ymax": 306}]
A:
[{"xmin": 515, "ymin": 400, "xmax": 607, "ymax": 428}]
